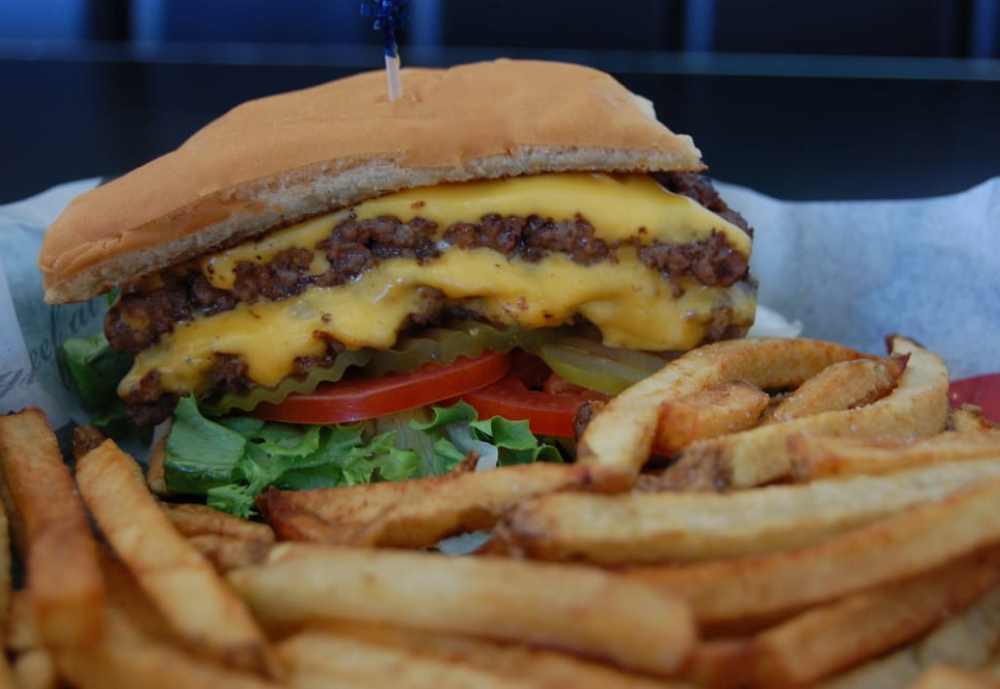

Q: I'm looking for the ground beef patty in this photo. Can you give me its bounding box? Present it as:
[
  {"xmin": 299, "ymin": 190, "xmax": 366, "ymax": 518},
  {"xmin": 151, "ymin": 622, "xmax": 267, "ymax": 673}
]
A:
[
  {"xmin": 657, "ymin": 171, "xmax": 753, "ymax": 237},
  {"xmin": 106, "ymin": 173, "xmax": 752, "ymax": 354}
]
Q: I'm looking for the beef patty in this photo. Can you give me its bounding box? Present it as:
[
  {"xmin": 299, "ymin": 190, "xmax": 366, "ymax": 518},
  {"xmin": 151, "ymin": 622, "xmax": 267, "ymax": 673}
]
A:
[{"xmin": 106, "ymin": 173, "xmax": 752, "ymax": 355}]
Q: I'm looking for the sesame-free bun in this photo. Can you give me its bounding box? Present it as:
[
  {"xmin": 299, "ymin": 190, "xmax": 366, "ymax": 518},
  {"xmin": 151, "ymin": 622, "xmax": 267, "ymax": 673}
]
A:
[{"xmin": 40, "ymin": 59, "xmax": 704, "ymax": 303}]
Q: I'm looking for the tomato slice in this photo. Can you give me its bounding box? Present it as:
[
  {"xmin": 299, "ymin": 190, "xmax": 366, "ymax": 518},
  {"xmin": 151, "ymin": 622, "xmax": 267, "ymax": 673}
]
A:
[
  {"xmin": 255, "ymin": 352, "xmax": 511, "ymax": 425},
  {"xmin": 461, "ymin": 374, "xmax": 604, "ymax": 437},
  {"xmin": 950, "ymin": 374, "xmax": 1000, "ymax": 423}
]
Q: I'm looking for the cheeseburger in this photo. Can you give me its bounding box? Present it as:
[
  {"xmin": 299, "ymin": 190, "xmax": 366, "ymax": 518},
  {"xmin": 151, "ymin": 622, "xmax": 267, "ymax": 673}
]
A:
[{"xmin": 41, "ymin": 60, "xmax": 755, "ymax": 511}]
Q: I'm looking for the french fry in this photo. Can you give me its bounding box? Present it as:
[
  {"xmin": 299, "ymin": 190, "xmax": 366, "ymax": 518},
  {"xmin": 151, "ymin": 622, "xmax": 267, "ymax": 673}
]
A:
[
  {"xmin": 187, "ymin": 535, "xmax": 273, "ymax": 573},
  {"xmin": 145, "ymin": 422, "xmax": 169, "ymax": 496},
  {"xmin": 474, "ymin": 536, "xmax": 512, "ymax": 557},
  {"xmin": 262, "ymin": 463, "xmax": 591, "ymax": 548},
  {"xmin": 53, "ymin": 543, "xmax": 283, "ymax": 689},
  {"xmin": 55, "ymin": 603, "xmax": 283, "ymax": 689},
  {"xmin": 11, "ymin": 649, "xmax": 56, "ymax": 689},
  {"xmin": 660, "ymin": 336, "xmax": 949, "ymax": 491},
  {"xmin": 950, "ymin": 405, "xmax": 997, "ymax": 432},
  {"xmin": 229, "ymin": 543, "xmax": 695, "ymax": 676},
  {"xmin": 308, "ymin": 620, "xmax": 689, "ymax": 689},
  {"xmin": 907, "ymin": 666, "xmax": 1000, "ymax": 689},
  {"xmin": 818, "ymin": 586, "xmax": 1000, "ymax": 689},
  {"xmin": 655, "ymin": 382, "xmax": 769, "ymax": 455},
  {"xmin": 75, "ymin": 439, "xmax": 273, "ymax": 676},
  {"xmin": 278, "ymin": 630, "xmax": 528, "ymax": 689},
  {"xmin": 577, "ymin": 338, "xmax": 865, "ymax": 490},
  {"xmin": 0, "ymin": 657, "xmax": 13, "ymax": 689},
  {"xmin": 71, "ymin": 425, "xmax": 106, "ymax": 461},
  {"xmin": 751, "ymin": 549, "xmax": 1000, "ymax": 687},
  {"xmin": 789, "ymin": 430, "xmax": 1000, "ymax": 481},
  {"xmin": 0, "ymin": 409, "xmax": 104, "ymax": 647},
  {"xmin": 0, "ymin": 503, "xmax": 8, "ymax": 636},
  {"xmin": 502, "ymin": 460, "xmax": 1000, "ymax": 563},
  {"xmin": 279, "ymin": 628, "xmax": 692, "ymax": 689},
  {"xmin": 763, "ymin": 355, "xmax": 906, "ymax": 424},
  {"xmin": 0, "ymin": 658, "xmax": 12, "ymax": 689},
  {"xmin": 261, "ymin": 500, "xmax": 344, "ymax": 543},
  {"xmin": 627, "ymin": 479, "xmax": 1000, "ymax": 626},
  {"xmin": 6, "ymin": 591, "xmax": 37, "ymax": 653},
  {"xmin": 682, "ymin": 640, "xmax": 752, "ymax": 689},
  {"xmin": 164, "ymin": 503, "xmax": 275, "ymax": 543}
]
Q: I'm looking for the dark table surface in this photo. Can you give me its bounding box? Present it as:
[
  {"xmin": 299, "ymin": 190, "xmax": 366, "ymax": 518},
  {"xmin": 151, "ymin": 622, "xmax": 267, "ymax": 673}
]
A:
[{"xmin": 2, "ymin": 44, "xmax": 999, "ymax": 204}]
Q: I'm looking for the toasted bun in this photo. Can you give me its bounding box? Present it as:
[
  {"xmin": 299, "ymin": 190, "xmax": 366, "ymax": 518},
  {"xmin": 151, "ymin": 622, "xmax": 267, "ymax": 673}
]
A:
[{"xmin": 40, "ymin": 59, "xmax": 704, "ymax": 303}]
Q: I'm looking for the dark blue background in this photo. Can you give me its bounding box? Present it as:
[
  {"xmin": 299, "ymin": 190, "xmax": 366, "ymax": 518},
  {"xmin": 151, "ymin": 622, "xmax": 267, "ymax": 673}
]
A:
[{"xmin": 1, "ymin": 0, "xmax": 999, "ymax": 202}]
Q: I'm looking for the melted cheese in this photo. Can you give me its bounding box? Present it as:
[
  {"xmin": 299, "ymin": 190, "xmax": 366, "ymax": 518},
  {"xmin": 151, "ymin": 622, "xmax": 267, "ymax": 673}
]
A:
[
  {"xmin": 121, "ymin": 248, "xmax": 756, "ymax": 396},
  {"xmin": 201, "ymin": 172, "xmax": 751, "ymax": 290}
]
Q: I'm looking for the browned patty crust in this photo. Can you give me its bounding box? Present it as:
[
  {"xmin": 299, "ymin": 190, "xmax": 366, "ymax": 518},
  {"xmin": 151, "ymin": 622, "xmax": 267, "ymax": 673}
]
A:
[{"xmin": 106, "ymin": 173, "xmax": 752, "ymax": 354}]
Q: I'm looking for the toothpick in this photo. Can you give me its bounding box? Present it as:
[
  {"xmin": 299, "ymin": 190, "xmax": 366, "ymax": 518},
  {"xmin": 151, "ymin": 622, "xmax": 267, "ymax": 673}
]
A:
[
  {"xmin": 362, "ymin": 0, "xmax": 408, "ymax": 101},
  {"xmin": 385, "ymin": 53, "xmax": 402, "ymax": 101}
]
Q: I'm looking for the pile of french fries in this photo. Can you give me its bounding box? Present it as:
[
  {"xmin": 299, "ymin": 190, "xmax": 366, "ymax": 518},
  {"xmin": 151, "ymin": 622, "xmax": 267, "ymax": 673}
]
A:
[{"xmin": 0, "ymin": 334, "xmax": 998, "ymax": 688}]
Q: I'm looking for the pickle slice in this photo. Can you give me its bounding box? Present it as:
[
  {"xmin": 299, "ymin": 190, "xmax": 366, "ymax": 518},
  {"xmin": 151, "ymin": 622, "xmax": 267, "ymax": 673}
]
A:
[
  {"xmin": 206, "ymin": 349, "xmax": 373, "ymax": 414},
  {"xmin": 538, "ymin": 337, "xmax": 665, "ymax": 395}
]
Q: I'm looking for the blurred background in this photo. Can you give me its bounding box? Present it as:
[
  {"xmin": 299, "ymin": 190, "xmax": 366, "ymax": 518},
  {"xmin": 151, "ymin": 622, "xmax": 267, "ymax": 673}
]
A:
[
  {"xmin": 1, "ymin": 0, "xmax": 998, "ymax": 202},
  {"xmin": 5, "ymin": 0, "xmax": 998, "ymax": 56}
]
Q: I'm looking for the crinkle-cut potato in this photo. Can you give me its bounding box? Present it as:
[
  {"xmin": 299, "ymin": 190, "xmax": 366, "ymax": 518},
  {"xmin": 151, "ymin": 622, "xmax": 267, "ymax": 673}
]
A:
[
  {"xmin": 789, "ymin": 430, "xmax": 1000, "ymax": 481},
  {"xmin": 228, "ymin": 543, "xmax": 695, "ymax": 676},
  {"xmin": 626, "ymin": 479, "xmax": 1000, "ymax": 626},
  {"xmin": 577, "ymin": 337, "xmax": 866, "ymax": 490},
  {"xmin": 659, "ymin": 336, "xmax": 949, "ymax": 491},
  {"xmin": 500, "ymin": 459, "xmax": 1000, "ymax": 563}
]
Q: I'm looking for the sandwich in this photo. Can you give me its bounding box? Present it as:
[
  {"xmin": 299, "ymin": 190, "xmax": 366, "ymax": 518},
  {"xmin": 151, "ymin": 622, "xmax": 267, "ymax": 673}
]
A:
[{"xmin": 41, "ymin": 59, "xmax": 756, "ymax": 514}]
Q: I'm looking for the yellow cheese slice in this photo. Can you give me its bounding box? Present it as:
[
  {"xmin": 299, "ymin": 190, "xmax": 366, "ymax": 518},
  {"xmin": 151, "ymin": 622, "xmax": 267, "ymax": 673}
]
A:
[
  {"xmin": 122, "ymin": 247, "xmax": 755, "ymax": 396},
  {"xmin": 201, "ymin": 172, "xmax": 750, "ymax": 290}
]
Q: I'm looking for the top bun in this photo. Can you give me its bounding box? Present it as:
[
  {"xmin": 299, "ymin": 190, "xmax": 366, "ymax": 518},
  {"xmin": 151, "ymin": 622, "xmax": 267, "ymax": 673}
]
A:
[{"xmin": 40, "ymin": 59, "xmax": 704, "ymax": 303}]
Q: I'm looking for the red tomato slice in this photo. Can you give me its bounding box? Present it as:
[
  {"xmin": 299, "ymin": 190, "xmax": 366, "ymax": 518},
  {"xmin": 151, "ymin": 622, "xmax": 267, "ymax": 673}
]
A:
[
  {"xmin": 255, "ymin": 352, "xmax": 511, "ymax": 425},
  {"xmin": 949, "ymin": 374, "xmax": 1000, "ymax": 423},
  {"xmin": 461, "ymin": 375, "xmax": 604, "ymax": 437}
]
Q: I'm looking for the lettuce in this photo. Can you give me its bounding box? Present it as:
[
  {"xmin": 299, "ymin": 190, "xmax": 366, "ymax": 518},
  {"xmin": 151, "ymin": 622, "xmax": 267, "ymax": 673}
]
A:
[
  {"xmin": 163, "ymin": 397, "xmax": 561, "ymax": 517},
  {"xmin": 59, "ymin": 331, "xmax": 147, "ymax": 442},
  {"xmin": 59, "ymin": 333, "xmax": 133, "ymax": 415}
]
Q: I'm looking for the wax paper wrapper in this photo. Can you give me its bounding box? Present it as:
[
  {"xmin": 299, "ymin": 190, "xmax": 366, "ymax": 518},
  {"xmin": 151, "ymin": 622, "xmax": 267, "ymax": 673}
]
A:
[{"xmin": 1, "ymin": 176, "xmax": 998, "ymax": 431}]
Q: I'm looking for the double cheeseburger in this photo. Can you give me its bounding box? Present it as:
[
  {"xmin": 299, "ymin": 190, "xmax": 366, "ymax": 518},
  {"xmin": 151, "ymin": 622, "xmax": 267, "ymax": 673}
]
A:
[{"xmin": 40, "ymin": 60, "xmax": 755, "ymax": 449}]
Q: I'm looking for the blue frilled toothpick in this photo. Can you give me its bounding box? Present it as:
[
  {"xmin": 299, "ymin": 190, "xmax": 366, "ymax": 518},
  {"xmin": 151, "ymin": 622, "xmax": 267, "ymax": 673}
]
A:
[{"xmin": 361, "ymin": 0, "xmax": 409, "ymax": 101}]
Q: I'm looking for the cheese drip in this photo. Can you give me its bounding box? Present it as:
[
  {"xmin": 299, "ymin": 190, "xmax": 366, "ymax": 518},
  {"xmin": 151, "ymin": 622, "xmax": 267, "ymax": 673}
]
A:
[
  {"xmin": 201, "ymin": 172, "xmax": 751, "ymax": 290},
  {"xmin": 121, "ymin": 248, "xmax": 756, "ymax": 397}
]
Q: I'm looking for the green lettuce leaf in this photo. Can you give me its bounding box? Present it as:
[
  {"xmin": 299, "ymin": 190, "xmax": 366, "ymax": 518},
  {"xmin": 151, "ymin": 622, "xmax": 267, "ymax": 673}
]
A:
[
  {"xmin": 59, "ymin": 333, "xmax": 133, "ymax": 413},
  {"xmin": 164, "ymin": 397, "xmax": 247, "ymax": 494},
  {"xmin": 162, "ymin": 397, "xmax": 562, "ymax": 516}
]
